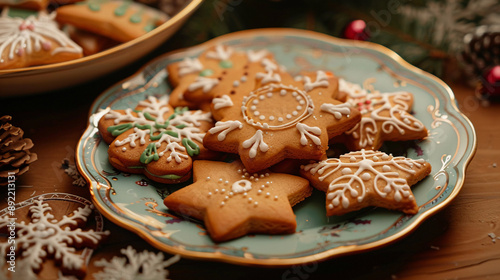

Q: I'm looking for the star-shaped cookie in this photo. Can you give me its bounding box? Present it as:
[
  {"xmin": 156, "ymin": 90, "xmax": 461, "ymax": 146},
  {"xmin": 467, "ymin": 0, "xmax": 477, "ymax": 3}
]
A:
[
  {"xmin": 98, "ymin": 95, "xmax": 217, "ymax": 184},
  {"xmin": 336, "ymin": 78, "xmax": 428, "ymax": 150},
  {"xmin": 163, "ymin": 160, "xmax": 312, "ymax": 242},
  {"xmin": 166, "ymin": 45, "xmax": 280, "ymax": 109},
  {"xmin": 300, "ymin": 150, "xmax": 431, "ymax": 215},
  {"xmin": 203, "ymin": 70, "xmax": 361, "ymax": 173}
]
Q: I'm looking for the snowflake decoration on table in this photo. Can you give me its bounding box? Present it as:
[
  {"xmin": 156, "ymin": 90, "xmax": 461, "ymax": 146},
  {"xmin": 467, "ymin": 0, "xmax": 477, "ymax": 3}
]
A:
[
  {"xmin": 301, "ymin": 149, "xmax": 431, "ymax": 216},
  {"xmin": 93, "ymin": 246, "xmax": 180, "ymax": 280},
  {"xmin": 203, "ymin": 70, "xmax": 361, "ymax": 172},
  {"xmin": 338, "ymin": 78, "xmax": 427, "ymax": 150},
  {"xmin": 61, "ymin": 158, "xmax": 86, "ymax": 187},
  {"xmin": 98, "ymin": 95, "xmax": 214, "ymax": 183},
  {"xmin": 0, "ymin": 197, "xmax": 109, "ymax": 277},
  {"xmin": 0, "ymin": 8, "xmax": 82, "ymax": 69}
]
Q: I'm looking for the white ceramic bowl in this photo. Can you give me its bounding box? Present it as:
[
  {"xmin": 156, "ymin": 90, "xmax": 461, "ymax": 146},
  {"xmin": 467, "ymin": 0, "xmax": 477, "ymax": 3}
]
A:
[{"xmin": 0, "ymin": 0, "xmax": 202, "ymax": 96}]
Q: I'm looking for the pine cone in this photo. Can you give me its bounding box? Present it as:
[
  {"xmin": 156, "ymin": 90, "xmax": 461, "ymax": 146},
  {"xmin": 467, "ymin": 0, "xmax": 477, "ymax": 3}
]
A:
[
  {"xmin": 461, "ymin": 25, "xmax": 500, "ymax": 81},
  {"xmin": 0, "ymin": 116, "xmax": 38, "ymax": 186}
]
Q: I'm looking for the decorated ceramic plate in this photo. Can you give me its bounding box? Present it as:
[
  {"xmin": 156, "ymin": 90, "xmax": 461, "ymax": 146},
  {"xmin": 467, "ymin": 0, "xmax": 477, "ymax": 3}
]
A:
[
  {"xmin": 0, "ymin": 0, "xmax": 201, "ymax": 96},
  {"xmin": 76, "ymin": 29, "xmax": 476, "ymax": 266}
]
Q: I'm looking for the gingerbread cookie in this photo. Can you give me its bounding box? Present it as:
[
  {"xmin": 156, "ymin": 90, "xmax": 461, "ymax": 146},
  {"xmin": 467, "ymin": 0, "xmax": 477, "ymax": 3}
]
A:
[
  {"xmin": 203, "ymin": 69, "xmax": 361, "ymax": 173},
  {"xmin": 64, "ymin": 25, "xmax": 119, "ymax": 56},
  {"xmin": 55, "ymin": 0, "xmax": 169, "ymax": 43},
  {"xmin": 166, "ymin": 45, "xmax": 283, "ymax": 109},
  {"xmin": 98, "ymin": 95, "xmax": 217, "ymax": 184},
  {"xmin": 0, "ymin": 0, "xmax": 48, "ymax": 11},
  {"xmin": 163, "ymin": 160, "xmax": 312, "ymax": 242},
  {"xmin": 0, "ymin": 9, "xmax": 83, "ymax": 70},
  {"xmin": 336, "ymin": 78, "xmax": 428, "ymax": 150},
  {"xmin": 300, "ymin": 149, "xmax": 431, "ymax": 216}
]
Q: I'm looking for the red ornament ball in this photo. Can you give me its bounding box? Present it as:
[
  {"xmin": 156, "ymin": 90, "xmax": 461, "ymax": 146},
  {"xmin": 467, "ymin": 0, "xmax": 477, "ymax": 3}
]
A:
[{"xmin": 343, "ymin": 20, "xmax": 370, "ymax": 41}]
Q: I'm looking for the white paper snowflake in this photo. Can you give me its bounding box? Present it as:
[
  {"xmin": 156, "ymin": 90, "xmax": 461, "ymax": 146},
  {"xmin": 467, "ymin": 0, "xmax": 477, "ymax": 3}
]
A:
[
  {"xmin": 0, "ymin": 197, "xmax": 109, "ymax": 276},
  {"xmin": 93, "ymin": 246, "xmax": 180, "ymax": 280}
]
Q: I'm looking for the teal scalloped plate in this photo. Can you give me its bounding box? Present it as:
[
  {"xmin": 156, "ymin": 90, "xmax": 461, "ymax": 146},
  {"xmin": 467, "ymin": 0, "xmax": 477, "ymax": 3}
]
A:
[{"xmin": 76, "ymin": 28, "xmax": 477, "ymax": 266}]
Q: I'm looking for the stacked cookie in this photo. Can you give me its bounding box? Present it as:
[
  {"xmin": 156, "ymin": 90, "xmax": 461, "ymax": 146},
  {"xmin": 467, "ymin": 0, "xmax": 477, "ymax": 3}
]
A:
[
  {"xmin": 98, "ymin": 45, "xmax": 431, "ymax": 242},
  {"xmin": 0, "ymin": 0, "xmax": 171, "ymax": 69}
]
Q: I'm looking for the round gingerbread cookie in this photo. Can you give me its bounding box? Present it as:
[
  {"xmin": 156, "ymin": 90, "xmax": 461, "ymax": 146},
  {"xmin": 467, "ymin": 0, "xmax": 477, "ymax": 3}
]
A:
[{"xmin": 203, "ymin": 69, "xmax": 362, "ymax": 173}]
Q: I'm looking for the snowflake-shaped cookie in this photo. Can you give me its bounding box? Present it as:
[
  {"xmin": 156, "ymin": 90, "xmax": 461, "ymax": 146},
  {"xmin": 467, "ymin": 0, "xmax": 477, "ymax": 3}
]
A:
[
  {"xmin": 163, "ymin": 160, "xmax": 312, "ymax": 242},
  {"xmin": 93, "ymin": 246, "xmax": 180, "ymax": 280},
  {"xmin": 98, "ymin": 95, "xmax": 216, "ymax": 183},
  {"xmin": 337, "ymin": 78, "xmax": 428, "ymax": 150},
  {"xmin": 301, "ymin": 150, "xmax": 431, "ymax": 215},
  {"xmin": 0, "ymin": 197, "xmax": 109, "ymax": 278},
  {"xmin": 203, "ymin": 70, "xmax": 361, "ymax": 173},
  {"xmin": 0, "ymin": 8, "xmax": 82, "ymax": 70},
  {"xmin": 166, "ymin": 44, "xmax": 282, "ymax": 109}
]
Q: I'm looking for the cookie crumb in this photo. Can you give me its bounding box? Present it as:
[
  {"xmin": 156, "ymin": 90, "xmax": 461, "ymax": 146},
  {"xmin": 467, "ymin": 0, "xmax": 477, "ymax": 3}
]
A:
[
  {"xmin": 488, "ymin": 232, "xmax": 497, "ymax": 243},
  {"xmin": 430, "ymin": 245, "xmax": 440, "ymax": 250}
]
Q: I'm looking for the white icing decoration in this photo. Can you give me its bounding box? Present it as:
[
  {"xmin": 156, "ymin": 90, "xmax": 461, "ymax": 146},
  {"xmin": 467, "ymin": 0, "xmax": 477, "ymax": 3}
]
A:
[
  {"xmin": 188, "ymin": 76, "xmax": 219, "ymax": 93},
  {"xmin": 206, "ymin": 44, "xmax": 233, "ymax": 61},
  {"xmin": 256, "ymin": 69, "xmax": 281, "ymax": 84},
  {"xmin": 104, "ymin": 96, "xmax": 212, "ymax": 163},
  {"xmin": 296, "ymin": 123, "xmax": 322, "ymax": 146},
  {"xmin": 303, "ymin": 71, "xmax": 329, "ymax": 92},
  {"xmin": 0, "ymin": 197, "xmax": 109, "ymax": 275},
  {"xmin": 178, "ymin": 57, "xmax": 202, "ymax": 76},
  {"xmin": 93, "ymin": 246, "xmax": 180, "ymax": 280},
  {"xmin": 340, "ymin": 79, "xmax": 426, "ymax": 148},
  {"xmin": 0, "ymin": 10, "xmax": 82, "ymax": 63},
  {"xmin": 240, "ymin": 84, "xmax": 314, "ymax": 130},
  {"xmin": 246, "ymin": 49, "xmax": 268, "ymax": 62},
  {"xmin": 341, "ymin": 168, "xmax": 352, "ymax": 175},
  {"xmin": 212, "ymin": 95, "xmax": 234, "ymax": 110},
  {"xmin": 261, "ymin": 58, "xmax": 278, "ymax": 71},
  {"xmin": 302, "ymin": 150, "xmax": 425, "ymax": 209},
  {"xmin": 320, "ymin": 103, "xmax": 351, "ymax": 119},
  {"xmin": 242, "ymin": 130, "xmax": 269, "ymax": 158},
  {"xmin": 208, "ymin": 120, "xmax": 243, "ymax": 141}
]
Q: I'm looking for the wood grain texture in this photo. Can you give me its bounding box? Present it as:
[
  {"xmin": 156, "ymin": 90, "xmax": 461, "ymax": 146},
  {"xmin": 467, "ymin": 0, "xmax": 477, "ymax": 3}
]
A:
[{"xmin": 1, "ymin": 74, "xmax": 496, "ymax": 279}]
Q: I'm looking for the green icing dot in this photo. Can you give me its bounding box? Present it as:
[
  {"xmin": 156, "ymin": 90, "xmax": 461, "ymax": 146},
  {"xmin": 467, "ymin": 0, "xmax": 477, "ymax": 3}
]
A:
[
  {"xmin": 114, "ymin": 3, "xmax": 130, "ymax": 16},
  {"xmin": 219, "ymin": 60, "xmax": 233, "ymax": 69},
  {"xmin": 88, "ymin": 3, "xmax": 101, "ymax": 11},
  {"xmin": 144, "ymin": 23, "xmax": 155, "ymax": 32},
  {"xmin": 199, "ymin": 69, "xmax": 214, "ymax": 77}
]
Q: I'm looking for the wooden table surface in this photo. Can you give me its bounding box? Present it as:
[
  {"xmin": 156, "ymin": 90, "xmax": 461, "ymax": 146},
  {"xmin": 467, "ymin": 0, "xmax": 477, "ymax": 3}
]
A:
[{"xmin": 2, "ymin": 40, "xmax": 498, "ymax": 280}]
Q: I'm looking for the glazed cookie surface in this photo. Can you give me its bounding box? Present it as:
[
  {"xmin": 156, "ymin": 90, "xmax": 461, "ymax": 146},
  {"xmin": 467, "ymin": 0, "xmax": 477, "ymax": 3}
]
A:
[
  {"xmin": 301, "ymin": 149, "xmax": 431, "ymax": 216},
  {"xmin": 0, "ymin": 9, "xmax": 83, "ymax": 69},
  {"xmin": 203, "ymin": 69, "xmax": 361, "ymax": 173},
  {"xmin": 163, "ymin": 160, "xmax": 312, "ymax": 242},
  {"xmin": 97, "ymin": 95, "xmax": 217, "ymax": 184},
  {"xmin": 337, "ymin": 78, "xmax": 428, "ymax": 150}
]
